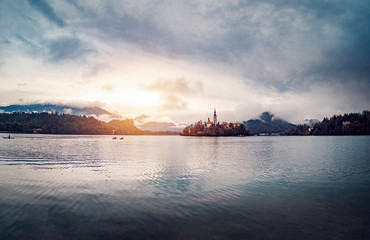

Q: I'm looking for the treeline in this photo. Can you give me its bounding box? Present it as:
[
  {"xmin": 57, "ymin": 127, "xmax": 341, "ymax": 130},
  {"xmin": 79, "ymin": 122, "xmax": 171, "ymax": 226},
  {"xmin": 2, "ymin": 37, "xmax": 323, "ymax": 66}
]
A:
[
  {"xmin": 182, "ymin": 121, "xmax": 252, "ymax": 136},
  {"xmin": 283, "ymin": 111, "xmax": 370, "ymax": 136},
  {"xmin": 0, "ymin": 112, "xmax": 178, "ymax": 135}
]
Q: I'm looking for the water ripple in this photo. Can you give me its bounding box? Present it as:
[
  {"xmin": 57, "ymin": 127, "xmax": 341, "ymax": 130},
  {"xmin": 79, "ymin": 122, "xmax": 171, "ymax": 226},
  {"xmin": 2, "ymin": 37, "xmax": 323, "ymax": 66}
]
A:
[{"xmin": 0, "ymin": 135, "xmax": 369, "ymax": 239}]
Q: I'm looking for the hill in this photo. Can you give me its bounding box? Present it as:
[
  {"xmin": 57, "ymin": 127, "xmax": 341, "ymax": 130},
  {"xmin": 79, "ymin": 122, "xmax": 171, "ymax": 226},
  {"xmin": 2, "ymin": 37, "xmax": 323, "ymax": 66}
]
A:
[
  {"xmin": 0, "ymin": 112, "xmax": 178, "ymax": 135},
  {"xmin": 0, "ymin": 104, "xmax": 116, "ymax": 117},
  {"xmin": 243, "ymin": 112, "xmax": 296, "ymax": 135}
]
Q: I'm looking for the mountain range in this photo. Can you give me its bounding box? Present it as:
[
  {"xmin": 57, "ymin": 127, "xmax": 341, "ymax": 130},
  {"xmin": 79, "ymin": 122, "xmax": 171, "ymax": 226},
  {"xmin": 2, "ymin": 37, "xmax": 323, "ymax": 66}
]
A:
[
  {"xmin": 139, "ymin": 122, "xmax": 184, "ymax": 132},
  {"xmin": 133, "ymin": 114, "xmax": 182, "ymax": 132},
  {"xmin": 1, "ymin": 104, "xmax": 299, "ymax": 134}
]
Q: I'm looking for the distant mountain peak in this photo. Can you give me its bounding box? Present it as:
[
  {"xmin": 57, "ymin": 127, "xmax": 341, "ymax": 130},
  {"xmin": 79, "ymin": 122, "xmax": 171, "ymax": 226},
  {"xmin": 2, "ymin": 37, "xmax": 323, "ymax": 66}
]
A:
[
  {"xmin": 260, "ymin": 111, "xmax": 274, "ymax": 122},
  {"xmin": 133, "ymin": 114, "xmax": 151, "ymax": 124},
  {"xmin": 244, "ymin": 111, "xmax": 296, "ymax": 134},
  {"xmin": 304, "ymin": 119, "xmax": 320, "ymax": 128}
]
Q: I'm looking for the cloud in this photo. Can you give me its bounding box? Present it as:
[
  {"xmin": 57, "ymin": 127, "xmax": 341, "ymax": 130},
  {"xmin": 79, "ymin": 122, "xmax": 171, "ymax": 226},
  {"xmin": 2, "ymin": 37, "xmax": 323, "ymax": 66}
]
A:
[
  {"xmin": 146, "ymin": 78, "xmax": 203, "ymax": 96},
  {"xmin": 65, "ymin": 0, "xmax": 85, "ymax": 12},
  {"xmin": 2, "ymin": 38, "xmax": 11, "ymax": 45},
  {"xmin": 17, "ymin": 83, "xmax": 28, "ymax": 88},
  {"xmin": 133, "ymin": 114, "xmax": 151, "ymax": 125},
  {"xmin": 27, "ymin": 0, "xmax": 65, "ymax": 27},
  {"xmin": 78, "ymin": 3, "xmax": 174, "ymax": 54},
  {"xmin": 135, "ymin": 0, "xmax": 369, "ymax": 95},
  {"xmin": 15, "ymin": 34, "xmax": 39, "ymax": 49},
  {"xmin": 63, "ymin": 108, "xmax": 72, "ymax": 114},
  {"xmin": 145, "ymin": 78, "xmax": 203, "ymax": 110},
  {"xmin": 101, "ymin": 85, "xmax": 115, "ymax": 92},
  {"xmin": 11, "ymin": 0, "xmax": 370, "ymax": 94},
  {"xmin": 48, "ymin": 37, "xmax": 96, "ymax": 62},
  {"xmin": 83, "ymin": 63, "xmax": 109, "ymax": 77},
  {"xmin": 159, "ymin": 94, "xmax": 188, "ymax": 111}
]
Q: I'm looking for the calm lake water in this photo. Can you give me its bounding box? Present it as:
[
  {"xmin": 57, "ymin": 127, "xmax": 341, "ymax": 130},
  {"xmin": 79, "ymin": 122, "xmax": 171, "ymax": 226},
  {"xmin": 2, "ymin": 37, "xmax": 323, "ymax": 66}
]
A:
[{"xmin": 0, "ymin": 134, "xmax": 369, "ymax": 239}]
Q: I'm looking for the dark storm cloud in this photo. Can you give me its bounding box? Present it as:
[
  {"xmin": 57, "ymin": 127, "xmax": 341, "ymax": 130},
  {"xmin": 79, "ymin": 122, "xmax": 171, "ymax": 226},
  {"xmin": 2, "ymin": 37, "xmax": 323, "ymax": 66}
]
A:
[
  {"xmin": 303, "ymin": 2, "xmax": 370, "ymax": 83},
  {"xmin": 27, "ymin": 0, "xmax": 65, "ymax": 27},
  {"xmin": 206, "ymin": 0, "xmax": 370, "ymax": 94},
  {"xmin": 1, "ymin": 0, "xmax": 369, "ymax": 101},
  {"xmin": 271, "ymin": 1, "xmax": 370, "ymax": 74},
  {"xmin": 0, "ymin": 1, "xmax": 99, "ymax": 66},
  {"xmin": 80, "ymin": 7, "xmax": 175, "ymax": 55}
]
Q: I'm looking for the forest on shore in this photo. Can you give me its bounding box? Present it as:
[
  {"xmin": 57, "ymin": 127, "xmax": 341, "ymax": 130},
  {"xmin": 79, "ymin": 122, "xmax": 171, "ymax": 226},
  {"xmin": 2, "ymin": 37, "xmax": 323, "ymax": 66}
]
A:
[
  {"xmin": 1, "ymin": 110, "xmax": 369, "ymax": 136},
  {"xmin": 0, "ymin": 112, "xmax": 178, "ymax": 135},
  {"xmin": 282, "ymin": 111, "xmax": 370, "ymax": 135}
]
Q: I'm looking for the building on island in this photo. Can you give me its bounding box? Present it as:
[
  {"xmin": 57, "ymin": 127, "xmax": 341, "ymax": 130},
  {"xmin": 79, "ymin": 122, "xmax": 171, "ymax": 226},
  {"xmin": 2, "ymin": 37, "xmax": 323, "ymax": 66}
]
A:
[
  {"xmin": 181, "ymin": 109, "xmax": 252, "ymax": 136},
  {"xmin": 205, "ymin": 109, "xmax": 218, "ymax": 128},
  {"xmin": 207, "ymin": 118, "xmax": 212, "ymax": 128},
  {"xmin": 213, "ymin": 108, "xmax": 217, "ymax": 125}
]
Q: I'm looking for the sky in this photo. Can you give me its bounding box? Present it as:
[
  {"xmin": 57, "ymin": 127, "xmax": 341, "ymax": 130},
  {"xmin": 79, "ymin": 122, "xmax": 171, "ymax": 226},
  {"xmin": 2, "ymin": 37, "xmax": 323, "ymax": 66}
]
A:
[{"xmin": 0, "ymin": 0, "xmax": 369, "ymax": 124}]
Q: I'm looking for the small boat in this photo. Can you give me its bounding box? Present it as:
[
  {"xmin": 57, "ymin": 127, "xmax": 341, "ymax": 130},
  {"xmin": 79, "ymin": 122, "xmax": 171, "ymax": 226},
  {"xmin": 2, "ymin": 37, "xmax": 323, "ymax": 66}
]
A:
[
  {"xmin": 120, "ymin": 137, "xmax": 124, "ymax": 140},
  {"xmin": 112, "ymin": 137, "xmax": 117, "ymax": 140},
  {"xmin": 3, "ymin": 135, "xmax": 14, "ymax": 139}
]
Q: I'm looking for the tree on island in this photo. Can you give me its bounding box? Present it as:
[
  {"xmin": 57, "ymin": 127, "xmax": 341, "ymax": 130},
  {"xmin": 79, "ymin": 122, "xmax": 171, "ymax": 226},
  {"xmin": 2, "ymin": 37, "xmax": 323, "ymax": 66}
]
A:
[{"xmin": 181, "ymin": 121, "xmax": 252, "ymax": 136}]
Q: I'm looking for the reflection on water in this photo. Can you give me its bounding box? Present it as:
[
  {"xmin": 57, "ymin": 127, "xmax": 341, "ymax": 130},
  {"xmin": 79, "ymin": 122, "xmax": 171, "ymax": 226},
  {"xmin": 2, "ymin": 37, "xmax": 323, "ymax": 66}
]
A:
[{"xmin": 0, "ymin": 135, "xmax": 369, "ymax": 239}]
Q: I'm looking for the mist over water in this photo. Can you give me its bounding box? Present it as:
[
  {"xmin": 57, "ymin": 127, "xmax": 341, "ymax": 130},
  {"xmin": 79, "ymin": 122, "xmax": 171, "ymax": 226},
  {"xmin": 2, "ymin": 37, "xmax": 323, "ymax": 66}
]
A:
[{"xmin": 0, "ymin": 135, "xmax": 369, "ymax": 239}]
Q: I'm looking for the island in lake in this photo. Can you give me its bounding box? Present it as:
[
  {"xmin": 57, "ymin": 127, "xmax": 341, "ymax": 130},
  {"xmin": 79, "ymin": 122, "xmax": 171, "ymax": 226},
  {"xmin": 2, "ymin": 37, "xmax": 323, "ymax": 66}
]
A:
[{"xmin": 181, "ymin": 109, "xmax": 252, "ymax": 136}]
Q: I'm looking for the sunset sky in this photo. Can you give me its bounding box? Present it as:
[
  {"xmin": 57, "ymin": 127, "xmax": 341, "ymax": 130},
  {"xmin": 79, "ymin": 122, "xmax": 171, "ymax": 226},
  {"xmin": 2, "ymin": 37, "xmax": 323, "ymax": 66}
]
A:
[{"xmin": 1, "ymin": 0, "xmax": 369, "ymax": 124}]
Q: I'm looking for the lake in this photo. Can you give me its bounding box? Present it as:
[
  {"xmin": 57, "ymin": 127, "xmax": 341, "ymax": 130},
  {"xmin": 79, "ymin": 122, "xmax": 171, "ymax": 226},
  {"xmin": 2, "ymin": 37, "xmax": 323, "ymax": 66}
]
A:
[{"xmin": 0, "ymin": 134, "xmax": 369, "ymax": 239}]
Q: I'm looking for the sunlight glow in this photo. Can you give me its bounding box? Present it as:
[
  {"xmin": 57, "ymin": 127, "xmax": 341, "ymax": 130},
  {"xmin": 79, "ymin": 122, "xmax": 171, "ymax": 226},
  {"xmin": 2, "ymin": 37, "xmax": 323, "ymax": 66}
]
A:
[{"xmin": 123, "ymin": 90, "xmax": 161, "ymax": 107}]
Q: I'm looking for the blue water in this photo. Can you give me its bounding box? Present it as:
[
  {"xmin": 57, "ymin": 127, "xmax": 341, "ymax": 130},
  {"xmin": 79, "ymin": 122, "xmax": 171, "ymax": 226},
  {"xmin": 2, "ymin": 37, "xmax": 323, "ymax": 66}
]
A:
[{"xmin": 0, "ymin": 135, "xmax": 369, "ymax": 239}]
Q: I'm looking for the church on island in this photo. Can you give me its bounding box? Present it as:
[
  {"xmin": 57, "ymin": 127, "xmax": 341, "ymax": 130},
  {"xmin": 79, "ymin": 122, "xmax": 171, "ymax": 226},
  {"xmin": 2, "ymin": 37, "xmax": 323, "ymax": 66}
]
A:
[
  {"xmin": 181, "ymin": 109, "xmax": 252, "ymax": 136},
  {"xmin": 206, "ymin": 109, "xmax": 218, "ymax": 127}
]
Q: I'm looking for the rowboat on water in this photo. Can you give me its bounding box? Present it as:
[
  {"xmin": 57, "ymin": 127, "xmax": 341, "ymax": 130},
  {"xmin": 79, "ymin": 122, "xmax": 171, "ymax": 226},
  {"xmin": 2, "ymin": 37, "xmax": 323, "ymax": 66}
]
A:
[
  {"xmin": 3, "ymin": 135, "xmax": 15, "ymax": 139},
  {"xmin": 113, "ymin": 136, "xmax": 124, "ymax": 140}
]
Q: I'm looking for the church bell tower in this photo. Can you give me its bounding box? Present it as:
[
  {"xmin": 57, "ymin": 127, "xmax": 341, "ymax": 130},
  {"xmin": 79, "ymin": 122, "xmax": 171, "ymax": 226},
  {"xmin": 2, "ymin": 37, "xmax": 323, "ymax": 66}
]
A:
[{"xmin": 213, "ymin": 108, "xmax": 217, "ymax": 125}]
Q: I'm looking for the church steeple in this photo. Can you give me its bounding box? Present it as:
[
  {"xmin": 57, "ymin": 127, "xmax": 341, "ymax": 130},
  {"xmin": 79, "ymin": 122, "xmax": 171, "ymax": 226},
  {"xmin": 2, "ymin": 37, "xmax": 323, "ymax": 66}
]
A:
[{"xmin": 213, "ymin": 108, "xmax": 217, "ymax": 125}]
